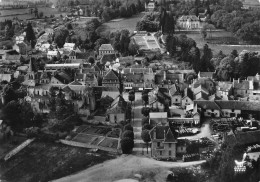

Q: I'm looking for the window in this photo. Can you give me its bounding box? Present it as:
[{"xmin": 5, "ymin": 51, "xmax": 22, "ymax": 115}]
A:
[
  {"xmin": 175, "ymin": 99, "xmax": 178, "ymax": 102},
  {"xmin": 181, "ymin": 147, "xmax": 183, "ymax": 151},
  {"xmin": 157, "ymin": 142, "xmax": 160, "ymax": 147},
  {"xmin": 169, "ymin": 150, "xmax": 171, "ymax": 156},
  {"xmin": 232, "ymin": 109, "xmax": 234, "ymax": 112},
  {"xmin": 160, "ymin": 151, "xmax": 162, "ymax": 156},
  {"xmin": 211, "ymin": 109, "xmax": 214, "ymax": 112},
  {"xmin": 169, "ymin": 143, "xmax": 171, "ymax": 148}
]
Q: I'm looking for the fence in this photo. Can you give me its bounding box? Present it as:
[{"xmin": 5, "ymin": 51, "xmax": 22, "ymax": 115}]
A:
[
  {"xmin": 4, "ymin": 138, "xmax": 35, "ymax": 161},
  {"xmin": 59, "ymin": 139, "xmax": 121, "ymax": 154}
]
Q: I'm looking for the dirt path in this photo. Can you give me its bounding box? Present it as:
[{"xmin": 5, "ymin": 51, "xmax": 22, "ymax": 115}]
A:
[{"xmin": 53, "ymin": 155, "xmax": 205, "ymax": 182}]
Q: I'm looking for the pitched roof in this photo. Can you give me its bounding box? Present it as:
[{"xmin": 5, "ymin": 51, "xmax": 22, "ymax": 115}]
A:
[
  {"xmin": 233, "ymin": 80, "xmax": 250, "ymax": 90},
  {"xmin": 69, "ymin": 80, "xmax": 82, "ymax": 85},
  {"xmin": 193, "ymin": 85, "xmax": 209, "ymax": 95},
  {"xmin": 54, "ymin": 71, "xmax": 72, "ymax": 84},
  {"xmin": 178, "ymin": 15, "xmax": 200, "ymax": 21},
  {"xmin": 199, "ymin": 72, "xmax": 215, "ymax": 78},
  {"xmin": 103, "ymin": 70, "xmax": 119, "ymax": 81},
  {"xmin": 217, "ymin": 82, "xmax": 232, "ymax": 91},
  {"xmin": 164, "ymin": 128, "xmax": 177, "ymax": 143},
  {"xmin": 122, "ymin": 68, "xmax": 153, "ymax": 74},
  {"xmin": 99, "ymin": 44, "xmax": 114, "ymax": 51},
  {"xmin": 149, "ymin": 112, "xmax": 167, "ymax": 118},
  {"xmin": 195, "ymin": 100, "xmax": 221, "ymax": 110},
  {"xmin": 5, "ymin": 54, "xmax": 21, "ymax": 60},
  {"xmin": 195, "ymin": 100, "xmax": 260, "ymax": 111},
  {"xmin": 124, "ymin": 73, "xmax": 144, "ymax": 83}
]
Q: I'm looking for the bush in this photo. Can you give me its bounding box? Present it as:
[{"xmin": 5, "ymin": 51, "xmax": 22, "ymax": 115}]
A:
[
  {"xmin": 122, "ymin": 130, "xmax": 134, "ymax": 140},
  {"xmin": 124, "ymin": 124, "xmax": 133, "ymax": 132},
  {"xmin": 120, "ymin": 137, "xmax": 134, "ymax": 154}
]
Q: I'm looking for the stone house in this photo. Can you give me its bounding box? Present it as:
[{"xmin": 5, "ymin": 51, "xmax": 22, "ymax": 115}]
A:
[
  {"xmin": 150, "ymin": 126, "xmax": 177, "ymax": 159},
  {"xmin": 177, "ymin": 15, "xmax": 201, "ymax": 29},
  {"xmin": 99, "ymin": 44, "xmax": 115, "ymax": 56}
]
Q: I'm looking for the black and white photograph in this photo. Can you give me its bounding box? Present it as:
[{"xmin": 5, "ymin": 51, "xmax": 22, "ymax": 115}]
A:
[{"xmin": 0, "ymin": 0, "xmax": 260, "ymax": 181}]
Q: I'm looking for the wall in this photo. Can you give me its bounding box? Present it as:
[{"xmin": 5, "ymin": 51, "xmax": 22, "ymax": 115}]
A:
[{"xmin": 222, "ymin": 109, "xmax": 241, "ymax": 117}]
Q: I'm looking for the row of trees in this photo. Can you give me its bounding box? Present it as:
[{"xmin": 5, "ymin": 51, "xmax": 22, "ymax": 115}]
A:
[
  {"xmin": 208, "ymin": 0, "xmax": 260, "ymax": 44},
  {"xmin": 120, "ymin": 124, "xmax": 134, "ymax": 154}
]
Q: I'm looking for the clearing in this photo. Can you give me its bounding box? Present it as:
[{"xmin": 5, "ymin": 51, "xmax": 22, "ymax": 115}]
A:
[
  {"xmin": 97, "ymin": 12, "xmax": 145, "ymax": 36},
  {"xmin": 54, "ymin": 155, "xmax": 205, "ymax": 182},
  {"xmin": 0, "ymin": 141, "xmax": 116, "ymax": 182}
]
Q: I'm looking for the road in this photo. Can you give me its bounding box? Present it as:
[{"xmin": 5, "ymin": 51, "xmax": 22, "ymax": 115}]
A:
[{"xmin": 53, "ymin": 155, "xmax": 205, "ymax": 182}]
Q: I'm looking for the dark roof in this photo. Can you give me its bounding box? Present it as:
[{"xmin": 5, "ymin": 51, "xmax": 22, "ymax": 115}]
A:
[
  {"xmin": 54, "ymin": 71, "xmax": 72, "ymax": 84},
  {"xmin": 124, "ymin": 73, "xmax": 144, "ymax": 82},
  {"xmin": 195, "ymin": 100, "xmax": 221, "ymax": 110},
  {"xmin": 155, "ymin": 126, "xmax": 168, "ymax": 139},
  {"xmin": 195, "ymin": 100, "xmax": 260, "ymax": 111},
  {"xmin": 164, "ymin": 128, "xmax": 177, "ymax": 143},
  {"xmin": 233, "ymin": 80, "xmax": 249, "ymax": 90},
  {"xmin": 100, "ymin": 54, "xmax": 116, "ymax": 64},
  {"xmin": 103, "ymin": 70, "xmax": 119, "ymax": 81},
  {"xmin": 99, "ymin": 44, "xmax": 114, "ymax": 51},
  {"xmin": 199, "ymin": 72, "xmax": 215, "ymax": 78}
]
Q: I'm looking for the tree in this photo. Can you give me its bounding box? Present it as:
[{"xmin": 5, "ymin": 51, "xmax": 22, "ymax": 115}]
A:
[
  {"xmin": 25, "ymin": 23, "xmax": 36, "ymax": 48},
  {"xmin": 2, "ymin": 84, "xmax": 17, "ymax": 105},
  {"xmin": 142, "ymin": 123, "xmax": 152, "ymax": 130},
  {"xmin": 141, "ymin": 107, "xmax": 150, "ymax": 117},
  {"xmin": 200, "ymin": 44, "xmax": 213, "ymax": 71},
  {"xmin": 67, "ymin": 23, "xmax": 73, "ymax": 30},
  {"xmin": 128, "ymin": 90, "xmax": 135, "ymax": 122},
  {"xmin": 142, "ymin": 117, "xmax": 149, "ymax": 126},
  {"xmin": 53, "ymin": 27, "xmax": 69, "ymax": 48},
  {"xmin": 124, "ymin": 123, "xmax": 133, "ymax": 132},
  {"xmin": 236, "ymin": 21, "xmax": 260, "ymax": 44},
  {"xmin": 141, "ymin": 129, "xmax": 151, "ymax": 154},
  {"xmin": 39, "ymin": 12, "xmax": 44, "ymax": 18},
  {"xmin": 122, "ymin": 130, "xmax": 134, "ymax": 140},
  {"xmin": 128, "ymin": 41, "xmax": 139, "ymax": 55},
  {"xmin": 121, "ymin": 137, "xmax": 134, "ymax": 154},
  {"xmin": 142, "ymin": 90, "xmax": 149, "ymax": 106},
  {"xmin": 189, "ymin": 46, "xmax": 201, "ymax": 73},
  {"xmin": 103, "ymin": 0, "xmax": 110, "ymax": 7},
  {"xmin": 87, "ymin": 56, "xmax": 95, "ymax": 65}
]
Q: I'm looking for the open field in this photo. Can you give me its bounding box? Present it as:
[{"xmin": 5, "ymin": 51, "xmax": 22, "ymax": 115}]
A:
[
  {"xmin": 0, "ymin": 7, "xmax": 64, "ymax": 21},
  {"xmin": 0, "ymin": 141, "xmax": 116, "ymax": 182},
  {"xmin": 176, "ymin": 30, "xmax": 260, "ymax": 55},
  {"xmin": 54, "ymin": 155, "xmax": 206, "ymax": 182},
  {"xmin": 96, "ymin": 12, "xmax": 145, "ymax": 35}
]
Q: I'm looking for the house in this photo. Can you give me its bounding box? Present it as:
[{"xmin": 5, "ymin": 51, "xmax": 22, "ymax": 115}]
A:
[
  {"xmin": 149, "ymin": 112, "xmax": 168, "ymax": 125},
  {"xmin": 145, "ymin": 0, "xmax": 156, "ymax": 12},
  {"xmin": 102, "ymin": 69, "xmax": 121, "ymax": 88},
  {"xmin": 181, "ymin": 88, "xmax": 194, "ymax": 107},
  {"xmin": 99, "ymin": 44, "xmax": 115, "ymax": 56},
  {"xmin": 107, "ymin": 95, "xmax": 127, "ymax": 124},
  {"xmin": 0, "ymin": 73, "xmax": 13, "ymax": 82},
  {"xmin": 169, "ymin": 84, "xmax": 182, "ymax": 106},
  {"xmin": 50, "ymin": 71, "xmax": 72, "ymax": 85},
  {"xmin": 38, "ymin": 43, "xmax": 51, "ymax": 52},
  {"xmin": 3, "ymin": 54, "xmax": 21, "ymax": 64},
  {"xmin": 195, "ymin": 100, "xmax": 260, "ymax": 119},
  {"xmin": 150, "ymin": 125, "xmax": 177, "ymax": 159},
  {"xmin": 193, "ymin": 85, "xmax": 209, "ymax": 100},
  {"xmin": 45, "ymin": 63, "xmax": 81, "ymax": 70},
  {"xmin": 242, "ymin": 0, "xmax": 260, "ymax": 10},
  {"xmin": 216, "ymin": 82, "xmax": 233, "ymax": 99},
  {"xmin": 192, "ymin": 77, "xmax": 215, "ymax": 95},
  {"xmin": 233, "ymin": 79, "xmax": 253, "ymax": 98},
  {"xmin": 198, "ymin": 71, "xmax": 215, "ymax": 79},
  {"xmin": 68, "ymin": 50, "xmax": 94, "ymax": 64},
  {"xmin": 47, "ymin": 50, "xmax": 59, "ymax": 59},
  {"xmin": 177, "ymin": 15, "xmax": 202, "ymax": 29},
  {"xmin": 12, "ymin": 42, "xmax": 29, "ymax": 55},
  {"xmin": 64, "ymin": 43, "xmax": 76, "ymax": 51},
  {"xmin": 74, "ymin": 73, "xmax": 98, "ymax": 86}
]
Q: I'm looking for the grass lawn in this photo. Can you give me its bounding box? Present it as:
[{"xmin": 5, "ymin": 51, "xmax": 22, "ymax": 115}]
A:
[
  {"xmin": 96, "ymin": 12, "xmax": 145, "ymax": 36},
  {"xmin": 0, "ymin": 141, "xmax": 116, "ymax": 182},
  {"xmin": 176, "ymin": 30, "xmax": 260, "ymax": 55}
]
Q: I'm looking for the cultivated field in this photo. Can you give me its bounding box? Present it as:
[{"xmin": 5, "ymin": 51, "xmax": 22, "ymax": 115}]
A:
[
  {"xmin": 0, "ymin": 141, "xmax": 116, "ymax": 182},
  {"xmin": 71, "ymin": 125, "xmax": 121, "ymax": 150},
  {"xmin": 97, "ymin": 12, "xmax": 145, "ymax": 36},
  {"xmin": 176, "ymin": 30, "xmax": 260, "ymax": 55},
  {"xmin": 0, "ymin": 7, "xmax": 65, "ymax": 21}
]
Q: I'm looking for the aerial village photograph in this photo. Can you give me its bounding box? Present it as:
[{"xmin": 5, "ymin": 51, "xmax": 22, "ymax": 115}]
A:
[{"xmin": 0, "ymin": 0, "xmax": 260, "ymax": 181}]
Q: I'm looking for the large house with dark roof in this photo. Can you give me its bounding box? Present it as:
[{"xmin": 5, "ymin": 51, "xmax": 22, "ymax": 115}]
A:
[
  {"xmin": 150, "ymin": 125, "xmax": 177, "ymax": 159},
  {"xmin": 102, "ymin": 70, "xmax": 121, "ymax": 89},
  {"xmin": 99, "ymin": 44, "xmax": 115, "ymax": 56},
  {"xmin": 195, "ymin": 100, "xmax": 260, "ymax": 119}
]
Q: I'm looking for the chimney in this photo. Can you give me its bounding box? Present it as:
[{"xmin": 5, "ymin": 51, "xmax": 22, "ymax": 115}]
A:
[
  {"xmin": 249, "ymin": 80, "xmax": 253, "ymax": 90},
  {"xmin": 238, "ymin": 78, "xmax": 240, "ymax": 83},
  {"xmin": 163, "ymin": 71, "xmax": 166, "ymax": 80}
]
